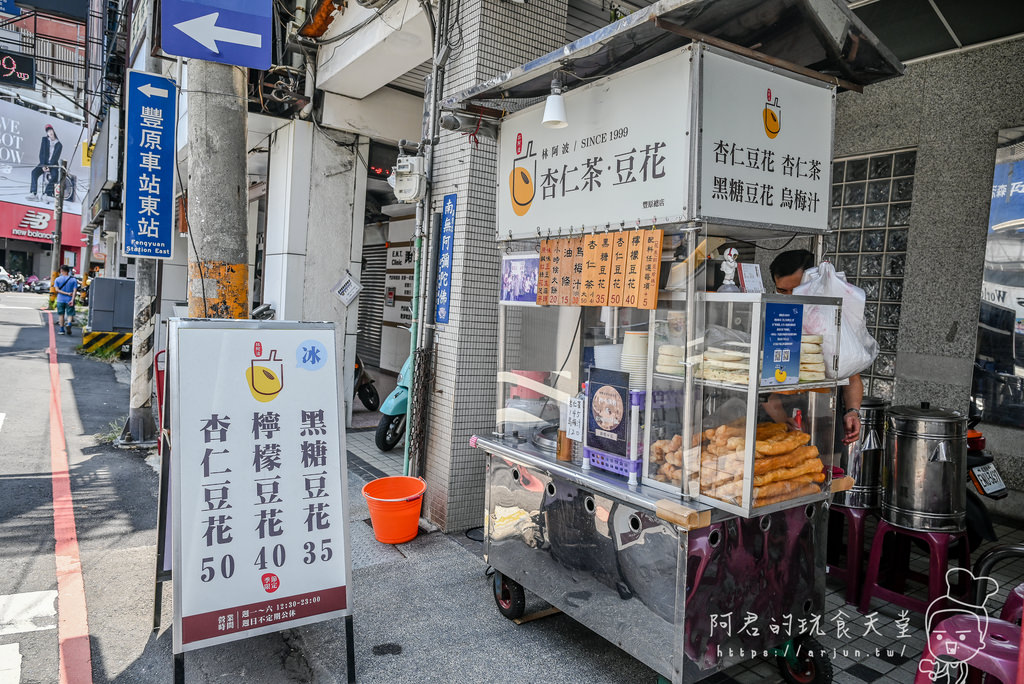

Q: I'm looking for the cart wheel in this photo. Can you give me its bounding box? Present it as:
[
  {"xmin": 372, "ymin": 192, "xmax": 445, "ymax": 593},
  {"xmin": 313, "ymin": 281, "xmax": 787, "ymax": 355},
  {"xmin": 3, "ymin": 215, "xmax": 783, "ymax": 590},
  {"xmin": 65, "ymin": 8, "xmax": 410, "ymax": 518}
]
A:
[
  {"xmin": 776, "ymin": 636, "xmax": 833, "ymax": 684},
  {"xmin": 492, "ymin": 571, "xmax": 525, "ymax": 620}
]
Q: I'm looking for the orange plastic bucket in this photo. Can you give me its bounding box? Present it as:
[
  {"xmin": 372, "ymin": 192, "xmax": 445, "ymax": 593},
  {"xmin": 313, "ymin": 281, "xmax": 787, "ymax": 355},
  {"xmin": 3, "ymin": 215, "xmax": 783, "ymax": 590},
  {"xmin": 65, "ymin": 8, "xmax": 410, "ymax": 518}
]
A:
[{"xmin": 362, "ymin": 476, "xmax": 426, "ymax": 544}]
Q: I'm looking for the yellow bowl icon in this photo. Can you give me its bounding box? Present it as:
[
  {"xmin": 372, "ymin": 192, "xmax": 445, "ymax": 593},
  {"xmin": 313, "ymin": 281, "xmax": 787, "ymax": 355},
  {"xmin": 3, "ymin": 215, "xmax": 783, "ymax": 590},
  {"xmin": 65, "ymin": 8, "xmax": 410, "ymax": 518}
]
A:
[
  {"xmin": 509, "ymin": 167, "xmax": 535, "ymax": 216},
  {"xmin": 246, "ymin": 365, "xmax": 283, "ymax": 402},
  {"xmin": 774, "ymin": 368, "xmax": 788, "ymax": 383},
  {"xmin": 763, "ymin": 107, "xmax": 781, "ymax": 139}
]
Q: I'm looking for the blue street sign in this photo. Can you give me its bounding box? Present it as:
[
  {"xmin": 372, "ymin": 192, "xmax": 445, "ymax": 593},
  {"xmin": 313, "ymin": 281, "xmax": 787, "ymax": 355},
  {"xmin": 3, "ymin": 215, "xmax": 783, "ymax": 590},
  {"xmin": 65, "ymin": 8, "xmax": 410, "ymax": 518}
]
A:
[
  {"xmin": 162, "ymin": 0, "xmax": 271, "ymax": 70},
  {"xmin": 435, "ymin": 194, "xmax": 456, "ymax": 325},
  {"xmin": 123, "ymin": 70, "xmax": 177, "ymax": 260}
]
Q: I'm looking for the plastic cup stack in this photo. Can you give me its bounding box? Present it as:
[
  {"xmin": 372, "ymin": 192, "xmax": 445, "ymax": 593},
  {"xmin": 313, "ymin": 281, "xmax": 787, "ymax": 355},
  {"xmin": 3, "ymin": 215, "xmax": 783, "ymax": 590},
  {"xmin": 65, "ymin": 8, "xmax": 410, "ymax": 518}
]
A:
[
  {"xmin": 593, "ymin": 343, "xmax": 623, "ymax": 371},
  {"xmin": 620, "ymin": 331, "xmax": 649, "ymax": 391}
]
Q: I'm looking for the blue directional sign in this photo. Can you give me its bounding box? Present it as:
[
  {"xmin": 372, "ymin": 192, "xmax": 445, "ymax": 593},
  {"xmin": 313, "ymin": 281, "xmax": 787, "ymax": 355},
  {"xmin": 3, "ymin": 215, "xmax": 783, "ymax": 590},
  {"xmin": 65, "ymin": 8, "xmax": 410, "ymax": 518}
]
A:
[
  {"xmin": 162, "ymin": 0, "xmax": 271, "ymax": 70},
  {"xmin": 123, "ymin": 70, "xmax": 177, "ymax": 259},
  {"xmin": 435, "ymin": 194, "xmax": 456, "ymax": 325}
]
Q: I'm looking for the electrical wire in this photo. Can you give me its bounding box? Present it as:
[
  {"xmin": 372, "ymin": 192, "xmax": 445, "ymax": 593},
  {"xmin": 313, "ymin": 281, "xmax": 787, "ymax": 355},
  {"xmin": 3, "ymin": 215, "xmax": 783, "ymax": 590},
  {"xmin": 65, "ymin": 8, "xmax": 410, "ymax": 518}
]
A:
[
  {"xmin": 728, "ymin": 233, "xmax": 801, "ymax": 251},
  {"xmin": 313, "ymin": 0, "xmax": 399, "ymax": 45},
  {"xmin": 536, "ymin": 308, "xmax": 583, "ymax": 421}
]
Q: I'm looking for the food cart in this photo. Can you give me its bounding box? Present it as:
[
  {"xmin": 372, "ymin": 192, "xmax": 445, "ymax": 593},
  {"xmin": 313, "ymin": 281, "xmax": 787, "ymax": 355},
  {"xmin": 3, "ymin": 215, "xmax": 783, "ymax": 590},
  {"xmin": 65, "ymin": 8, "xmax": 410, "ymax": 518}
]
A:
[{"xmin": 442, "ymin": 2, "xmax": 902, "ymax": 681}]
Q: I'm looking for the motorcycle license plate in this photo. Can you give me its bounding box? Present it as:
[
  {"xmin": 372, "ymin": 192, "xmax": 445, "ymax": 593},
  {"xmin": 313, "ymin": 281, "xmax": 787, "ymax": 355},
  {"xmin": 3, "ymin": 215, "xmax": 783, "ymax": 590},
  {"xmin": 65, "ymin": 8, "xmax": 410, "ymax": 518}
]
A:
[{"xmin": 971, "ymin": 463, "xmax": 1006, "ymax": 495}]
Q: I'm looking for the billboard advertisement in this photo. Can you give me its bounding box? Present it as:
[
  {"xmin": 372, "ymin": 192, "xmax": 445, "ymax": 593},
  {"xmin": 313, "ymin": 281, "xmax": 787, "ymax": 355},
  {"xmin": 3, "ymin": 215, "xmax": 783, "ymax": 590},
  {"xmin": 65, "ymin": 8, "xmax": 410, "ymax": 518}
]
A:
[{"xmin": 0, "ymin": 98, "xmax": 89, "ymax": 215}]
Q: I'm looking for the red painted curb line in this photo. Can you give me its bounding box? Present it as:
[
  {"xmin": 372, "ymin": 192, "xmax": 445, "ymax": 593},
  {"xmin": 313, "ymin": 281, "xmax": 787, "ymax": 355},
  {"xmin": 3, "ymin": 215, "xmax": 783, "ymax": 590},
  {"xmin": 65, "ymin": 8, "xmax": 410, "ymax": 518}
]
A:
[{"xmin": 47, "ymin": 311, "xmax": 94, "ymax": 684}]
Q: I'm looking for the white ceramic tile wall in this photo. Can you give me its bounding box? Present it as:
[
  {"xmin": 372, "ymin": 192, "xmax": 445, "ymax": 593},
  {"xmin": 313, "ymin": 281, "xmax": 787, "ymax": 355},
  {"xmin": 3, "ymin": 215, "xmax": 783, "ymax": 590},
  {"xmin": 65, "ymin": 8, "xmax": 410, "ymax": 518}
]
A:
[{"xmin": 422, "ymin": 0, "xmax": 568, "ymax": 532}]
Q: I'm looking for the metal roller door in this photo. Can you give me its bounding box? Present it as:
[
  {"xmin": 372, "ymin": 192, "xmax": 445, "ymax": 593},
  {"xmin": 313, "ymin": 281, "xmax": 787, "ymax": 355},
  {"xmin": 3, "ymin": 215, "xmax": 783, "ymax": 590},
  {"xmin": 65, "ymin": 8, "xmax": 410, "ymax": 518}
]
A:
[{"xmin": 357, "ymin": 243, "xmax": 387, "ymax": 368}]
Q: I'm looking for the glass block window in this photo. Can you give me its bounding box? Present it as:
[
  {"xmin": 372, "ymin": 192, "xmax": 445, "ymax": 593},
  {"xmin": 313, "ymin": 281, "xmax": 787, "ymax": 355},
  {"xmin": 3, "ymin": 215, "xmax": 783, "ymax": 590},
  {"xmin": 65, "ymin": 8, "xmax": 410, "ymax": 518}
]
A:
[{"xmin": 824, "ymin": 149, "xmax": 916, "ymax": 402}]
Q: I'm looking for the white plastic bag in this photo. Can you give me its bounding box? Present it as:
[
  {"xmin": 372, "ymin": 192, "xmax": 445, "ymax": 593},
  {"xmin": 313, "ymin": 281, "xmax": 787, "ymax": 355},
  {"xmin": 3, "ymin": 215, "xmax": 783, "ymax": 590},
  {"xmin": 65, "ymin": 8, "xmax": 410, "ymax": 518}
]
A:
[{"xmin": 793, "ymin": 262, "xmax": 878, "ymax": 379}]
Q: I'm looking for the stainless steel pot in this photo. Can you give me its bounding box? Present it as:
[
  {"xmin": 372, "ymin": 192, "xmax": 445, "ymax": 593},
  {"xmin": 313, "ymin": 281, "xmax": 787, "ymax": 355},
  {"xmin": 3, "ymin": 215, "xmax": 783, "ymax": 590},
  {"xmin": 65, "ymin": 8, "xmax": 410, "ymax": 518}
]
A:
[
  {"xmin": 834, "ymin": 396, "xmax": 888, "ymax": 509},
  {"xmin": 881, "ymin": 403, "xmax": 967, "ymax": 532}
]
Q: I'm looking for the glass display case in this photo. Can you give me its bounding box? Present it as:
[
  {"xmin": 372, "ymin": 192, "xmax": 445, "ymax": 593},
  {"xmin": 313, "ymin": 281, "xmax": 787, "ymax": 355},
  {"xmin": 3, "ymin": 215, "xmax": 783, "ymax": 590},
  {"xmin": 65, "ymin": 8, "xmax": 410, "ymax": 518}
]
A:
[{"xmin": 495, "ymin": 229, "xmax": 845, "ymax": 518}]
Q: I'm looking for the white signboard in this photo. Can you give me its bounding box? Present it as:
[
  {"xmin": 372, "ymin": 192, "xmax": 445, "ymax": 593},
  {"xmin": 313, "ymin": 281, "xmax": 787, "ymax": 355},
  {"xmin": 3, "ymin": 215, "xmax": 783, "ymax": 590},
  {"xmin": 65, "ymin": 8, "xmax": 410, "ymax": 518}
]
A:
[
  {"xmin": 383, "ymin": 301, "xmax": 412, "ymax": 325},
  {"xmin": 331, "ymin": 271, "xmax": 363, "ymax": 307},
  {"xmin": 697, "ymin": 47, "xmax": 834, "ymax": 231},
  {"xmin": 169, "ymin": 320, "xmax": 351, "ymax": 653},
  {"xmin": 497, "ymin": 47, "xmax": 693, "ymax": 240},
  {"xmin": 567, "ymin": 395, "xmax": 585, "ymax": 442},
  {"xmin": 388, "ymin": 245, "xmax": 415, "ymax": 269},
  {"xmin": 385, "ymin": 271, "xmax": 415, "ymax": 299}
]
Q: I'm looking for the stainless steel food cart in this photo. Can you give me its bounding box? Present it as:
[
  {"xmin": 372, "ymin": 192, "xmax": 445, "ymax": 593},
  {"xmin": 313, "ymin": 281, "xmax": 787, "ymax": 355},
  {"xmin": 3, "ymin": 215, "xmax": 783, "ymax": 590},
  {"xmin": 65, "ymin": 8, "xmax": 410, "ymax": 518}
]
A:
[{"xmin": 439, "ymin": 2, "xmax": 902, "ymax": 681}]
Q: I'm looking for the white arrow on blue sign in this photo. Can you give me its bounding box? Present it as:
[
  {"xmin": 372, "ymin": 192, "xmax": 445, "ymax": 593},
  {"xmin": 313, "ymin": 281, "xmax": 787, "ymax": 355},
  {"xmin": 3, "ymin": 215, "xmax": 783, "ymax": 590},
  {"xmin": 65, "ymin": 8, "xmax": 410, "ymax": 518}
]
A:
[
  {"xmin": 162, "ymin": 0, "xmax": 271, "ymax": 70},
  {"xmin": 122, "ymin": 70, "xmax": 178, "ymax": 260}
]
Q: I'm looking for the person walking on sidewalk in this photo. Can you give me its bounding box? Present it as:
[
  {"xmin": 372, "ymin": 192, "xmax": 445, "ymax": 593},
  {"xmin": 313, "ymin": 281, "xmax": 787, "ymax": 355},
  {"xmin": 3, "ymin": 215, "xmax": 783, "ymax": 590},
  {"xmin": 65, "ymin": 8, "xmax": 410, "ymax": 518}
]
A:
[{"xmin": 54, "ymin": 265, "xmax": 78, "ymax": 336}]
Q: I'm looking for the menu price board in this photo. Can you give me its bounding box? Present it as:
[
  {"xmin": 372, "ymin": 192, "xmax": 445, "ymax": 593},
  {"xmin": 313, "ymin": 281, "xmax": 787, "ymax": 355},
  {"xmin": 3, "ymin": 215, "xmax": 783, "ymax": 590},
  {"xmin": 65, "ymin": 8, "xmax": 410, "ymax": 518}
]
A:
[
  {"xmin": 638, "ymin": 228, "xmax": 664, "ymax": 310},
  {"xmin": 608, "ymin": 233, "xmax": 629, "ymax": 307},
  {"xmin": 534, "ymin": 229, "xmax": 663, "ymax": 310},
  {"xmin": 169, "ymin": 320, "xmax": 351, "ymax": 653},
  {"xmin": 569, "ymin": 237, "xmax": 584, "ymax": 306},
  {"xmin": 537, "ymin": 240, "xmax": 552, "ymax": 305}
]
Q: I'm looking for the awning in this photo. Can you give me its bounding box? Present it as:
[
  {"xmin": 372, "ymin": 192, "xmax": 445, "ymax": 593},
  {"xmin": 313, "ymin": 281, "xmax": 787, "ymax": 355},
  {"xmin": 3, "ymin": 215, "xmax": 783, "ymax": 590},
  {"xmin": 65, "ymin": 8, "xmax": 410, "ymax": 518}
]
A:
[{"xmin": 442, "ymin": 0, "xmax": 903, "ymax": 110}]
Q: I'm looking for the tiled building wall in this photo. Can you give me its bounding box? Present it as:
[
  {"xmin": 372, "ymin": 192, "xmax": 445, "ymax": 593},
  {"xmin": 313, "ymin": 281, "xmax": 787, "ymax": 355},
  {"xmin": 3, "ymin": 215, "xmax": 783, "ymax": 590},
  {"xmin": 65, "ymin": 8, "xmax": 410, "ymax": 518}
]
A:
[
  {"xmin": 831, "ymin": 39, "xmax": 1024, "ymax": 507},
  {"xmin": 424, "ymin": 0, "xmax": 567, "ymax": 531}
]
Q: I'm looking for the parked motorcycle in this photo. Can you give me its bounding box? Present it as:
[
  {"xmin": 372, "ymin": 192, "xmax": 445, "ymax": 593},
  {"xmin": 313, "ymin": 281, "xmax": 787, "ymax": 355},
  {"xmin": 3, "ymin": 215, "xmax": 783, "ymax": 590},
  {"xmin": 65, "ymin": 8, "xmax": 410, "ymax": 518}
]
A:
[
  {"xmin": 376, "ymin": 355, "xmax": 411, "ymax": 451},
  {"xmin": 354, "ymin": 353, "xmax": 379, "ymax": 411},
  {"xmin": 965, "ymin": 415, "xmax": 1007, "ymax": 551}
]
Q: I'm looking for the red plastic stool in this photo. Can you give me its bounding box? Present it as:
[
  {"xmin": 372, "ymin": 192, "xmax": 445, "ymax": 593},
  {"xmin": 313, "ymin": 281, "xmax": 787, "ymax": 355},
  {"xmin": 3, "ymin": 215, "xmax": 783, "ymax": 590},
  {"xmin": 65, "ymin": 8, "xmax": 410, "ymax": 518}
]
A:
[
  {"xmin": 914, "ymin": 615, "xmax": 1020, "ymax": 684},
  {"xmin": 827, "ymin": 505, "xmax": 873, "ymax": 605},
  {"xmin": 859, "ymin": 519, "xmax": 970, "ymax": 614},
  {"xmin": 1000, "ymin": 582, "xmax": 1024, "ymax": 624}
]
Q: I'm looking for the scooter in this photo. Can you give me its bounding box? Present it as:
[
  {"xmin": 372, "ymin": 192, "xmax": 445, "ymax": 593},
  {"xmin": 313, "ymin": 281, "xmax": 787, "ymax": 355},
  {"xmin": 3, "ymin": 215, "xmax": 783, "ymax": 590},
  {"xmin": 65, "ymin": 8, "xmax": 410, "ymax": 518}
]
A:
[
  {"xmin": 354, "ymin": 353, "xmax": 379, "ymax": 411},
  {"xmin": 376, "ymin": 355, "xmax": 411, "ymax": 451},
  {"xmin": 965, "ymin": 416, "xmax": 1007, "ymax": 552}
]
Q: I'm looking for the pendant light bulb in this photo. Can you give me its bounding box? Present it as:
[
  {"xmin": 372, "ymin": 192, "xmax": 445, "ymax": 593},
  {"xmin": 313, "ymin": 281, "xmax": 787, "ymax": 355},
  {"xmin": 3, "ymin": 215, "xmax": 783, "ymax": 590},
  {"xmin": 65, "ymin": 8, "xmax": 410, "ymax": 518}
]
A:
[{"xmin": 542, "ymin": 72, "xmax": 568, "ymax": 129}]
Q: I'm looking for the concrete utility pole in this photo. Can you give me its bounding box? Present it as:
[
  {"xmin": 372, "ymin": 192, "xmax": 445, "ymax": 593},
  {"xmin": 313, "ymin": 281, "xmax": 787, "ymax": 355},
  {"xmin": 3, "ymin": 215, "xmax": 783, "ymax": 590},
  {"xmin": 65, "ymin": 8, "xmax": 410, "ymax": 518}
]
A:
[
  {"xmin": 48, "ymin": 161, "xmax": 67, "ymax": 308},
  {"xmin": 185, "ymin": 60, "xmax": 250, "ymax": 319}
]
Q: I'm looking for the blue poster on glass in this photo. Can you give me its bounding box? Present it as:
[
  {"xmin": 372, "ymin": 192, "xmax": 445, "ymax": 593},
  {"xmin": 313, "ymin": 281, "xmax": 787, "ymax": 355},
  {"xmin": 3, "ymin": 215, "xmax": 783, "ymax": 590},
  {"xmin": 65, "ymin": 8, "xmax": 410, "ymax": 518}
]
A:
[
  {"xmin": 760, "ymin": 302, "xmax": 803, "ymax": 386},
  {"xmin": 435, "ymin": 193, "xmax": 456, "ymax": 324}
]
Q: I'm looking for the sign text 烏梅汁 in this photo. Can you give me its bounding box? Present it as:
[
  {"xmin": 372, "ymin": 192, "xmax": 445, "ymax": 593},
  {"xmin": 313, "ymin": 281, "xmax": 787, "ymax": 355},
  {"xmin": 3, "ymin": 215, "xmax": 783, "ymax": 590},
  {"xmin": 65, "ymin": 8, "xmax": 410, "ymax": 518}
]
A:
[{"xmin": 707, "ymin": 140, "xmax": 823, "ymax": 214}]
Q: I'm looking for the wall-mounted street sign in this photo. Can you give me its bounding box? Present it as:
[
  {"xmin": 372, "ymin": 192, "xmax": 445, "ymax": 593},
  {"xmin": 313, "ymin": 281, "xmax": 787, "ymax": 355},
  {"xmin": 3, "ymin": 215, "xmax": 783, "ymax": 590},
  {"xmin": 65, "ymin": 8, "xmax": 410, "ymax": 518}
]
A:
[
  {"xmin": 161, "ymin": 0, "xmax": 272, "ymax": 70},
  {"xmin": 122, "ymin": 70, "xmax": 177, "ymax": 259},
  {"xmin": 0, "ymin": 48, "xmax": 35, "ymax": 89}
]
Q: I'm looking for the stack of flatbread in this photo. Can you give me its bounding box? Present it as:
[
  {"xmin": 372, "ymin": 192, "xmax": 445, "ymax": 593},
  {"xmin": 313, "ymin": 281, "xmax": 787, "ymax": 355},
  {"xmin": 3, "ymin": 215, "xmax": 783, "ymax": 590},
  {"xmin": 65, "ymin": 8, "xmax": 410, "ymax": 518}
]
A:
[
  {"xmin": 799, "ymin": 334, "xmax": 827, "ymax": 382},
  {"xmin": 698, "ymin": 421, "xmax": 825, "ymax": 507},
  {"xmin": 655, "ymin": 344, "xmax": 686, "ymax": 376},
  {"xmin": 698, "ymin": 344, "xmax": 751, "ymax": 385}
]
